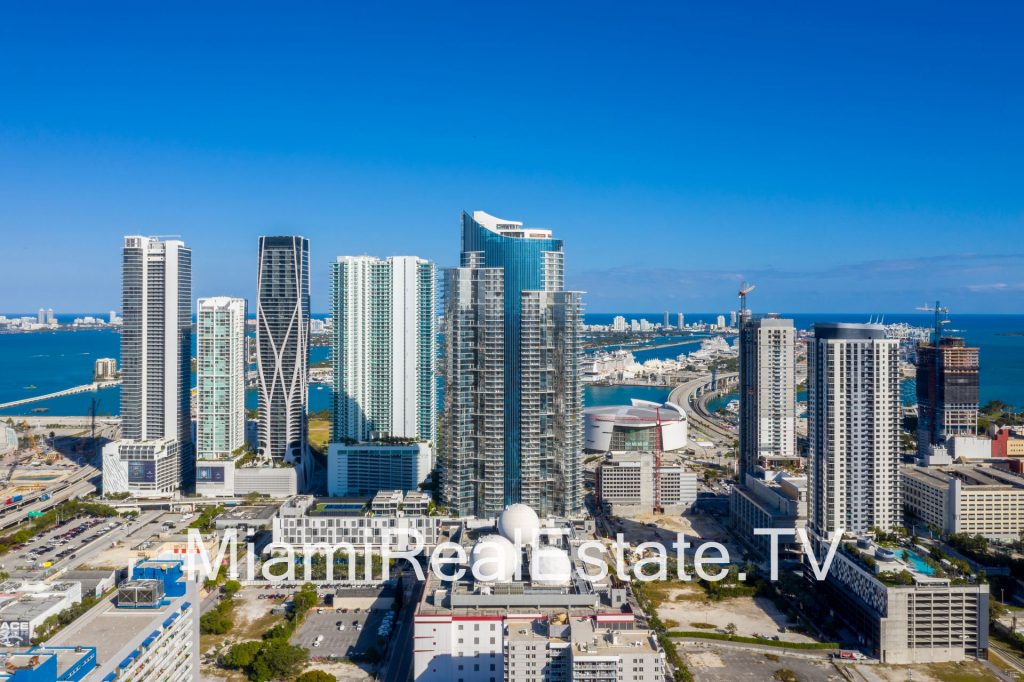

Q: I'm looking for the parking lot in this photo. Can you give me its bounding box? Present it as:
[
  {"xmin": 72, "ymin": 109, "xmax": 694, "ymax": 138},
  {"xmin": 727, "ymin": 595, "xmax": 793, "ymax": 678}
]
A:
[
  {"xmin": 2, "ymin": 515, "xmax": 123, "ymax": 572},
  {"xmin": 293, "ymin": 603, "xmax": 391, "ymax": 662}
]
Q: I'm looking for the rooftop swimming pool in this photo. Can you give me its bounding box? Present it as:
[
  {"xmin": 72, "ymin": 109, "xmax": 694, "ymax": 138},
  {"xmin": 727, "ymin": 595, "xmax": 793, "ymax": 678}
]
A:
[{"xmin": 901, "ymin": 549, "xmax": 936, "ymax": 576}]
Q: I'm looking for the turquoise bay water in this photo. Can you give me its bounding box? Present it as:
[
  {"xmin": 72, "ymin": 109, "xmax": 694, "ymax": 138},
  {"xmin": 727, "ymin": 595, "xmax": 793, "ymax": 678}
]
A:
[{"xmin": 1, "ymin": 313, "xmax": 1022, "ymax": 416}]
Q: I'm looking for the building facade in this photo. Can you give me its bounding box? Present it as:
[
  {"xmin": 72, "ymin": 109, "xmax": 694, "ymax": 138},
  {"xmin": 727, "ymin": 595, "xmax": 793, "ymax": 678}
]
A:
[
  {"xmin": 273, "ymin": 496, "xmax": 440, "ymax": 553},
  {"xmin": 327, "ymin": 442, "xmax": 432, "ymax": 497},
  {"xmin": 903, "ymin": 465, "xmax": 1024, "ymax": 541},
  {"xmin": 48, "ymin": 560, "xmax": 198, "ymax": 682},
  {"xmin": 330, "ymin": 255, "xmax": 436, "ymax": 443},
  {"xmin": 819, "ymin": 541, "xmax": 988, "ymax": 663},
  {"xmin": 595, "ymin": 451, "xmax": 697, "ymax": 515},
  {"xmin": 103, "ymin": 236, "xmax": 192, "ymax": 497},
  {"xmin": 256, "ymin": 236, "xmax": 310, "ymax": 481},
  {"xmin": 916, "ymin": 337, "xmax": 980, "ymax": 458},
  {"xmin": 738, "ymin": 315, "xmax": 797, "ymax": 479},
  {"xmin": 441, "ymin": 211, "xmax": 583, "ymax": 518},
  {"xmin": 729, "ymin": 472, "xmax": 807, "ymax": 561},
  {"xmin": 808, "ymin": 323, "xmax": 901, "ymax": 538},
  {"xmin": 195, "ymin": 297, "xmax": 247, "ymax": 497}
]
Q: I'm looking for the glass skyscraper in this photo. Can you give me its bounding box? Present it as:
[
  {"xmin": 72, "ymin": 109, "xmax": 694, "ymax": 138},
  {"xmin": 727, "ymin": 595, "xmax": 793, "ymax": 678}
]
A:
[
  {"xmin": 256, "ymin": 236, "xmax": 310, "ymax": 483},
  {"xmin": 195, "ymin": 296, "xmax": 247, "ymax": 496},
  {"xmin": 441, "ymin": 211, "xmax": 583, "ymax": 518}
]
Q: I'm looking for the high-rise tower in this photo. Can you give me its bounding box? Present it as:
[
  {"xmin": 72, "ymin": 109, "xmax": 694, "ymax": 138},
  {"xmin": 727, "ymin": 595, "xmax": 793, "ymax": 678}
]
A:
[
  {"xmin": 195, "ymin": 297, "xmax": 247, "ymax": 496},
  {"xmin": 329, "ymin": 256, "xmax": 436, "ymax": 444},
  {"xmin": 807, "ymin": 323, "xmax": 900, "ymax": 539},
  {"xmin": 441, "ymin": 211, "xmax": 583, "ymax": 518},
  {"xmin": 256, "ymin": 236, "xmax": 310, "ymax": 482},
  {"xmin": 738, "ymin": 315, "xmax": 797, "ymax": 480},
  {"xmin": 103, "ymin": 236, "xmax": 192, "ymax": 496}
]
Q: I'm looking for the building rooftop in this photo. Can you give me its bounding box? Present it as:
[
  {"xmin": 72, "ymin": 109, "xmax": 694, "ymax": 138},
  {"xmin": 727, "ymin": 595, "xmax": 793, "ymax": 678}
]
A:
[
  {"xmin": 904, "ymin": 464, "xmax": 1024, "ymax": 490},
  {"xmin": 584, "ymin": 401, "xmax": 685, "ymax": 425},
  {"xmin": 0, "ymin": 646, "xmax": 96, "ymax": 682},
  {"xmin": 569, "ymin": 616, "xmax": 660, "ymax": 657},
  {"xmin": 46, "ymin": 591, "xmax": 191, "ymax": 665}
]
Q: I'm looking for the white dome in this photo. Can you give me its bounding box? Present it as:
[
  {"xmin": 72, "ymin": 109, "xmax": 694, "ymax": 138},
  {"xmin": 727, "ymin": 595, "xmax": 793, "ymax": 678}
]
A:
[
  {"xmin": 469, "ymin": 535, "xmax": 519, "ymax": 583},
  {"xmin": 530, "ymin": 545, "xmax": 573, "ymax": 586},
  {"xmin": 497, "ymin": 503, "xmax": 541, "ymax": 545}
]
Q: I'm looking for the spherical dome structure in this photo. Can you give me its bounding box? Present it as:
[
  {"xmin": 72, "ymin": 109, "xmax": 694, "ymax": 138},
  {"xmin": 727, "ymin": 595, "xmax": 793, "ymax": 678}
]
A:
[
  {"xmin": 497, "ymin": 503, "xmax": 541, "ymax": 545},
  {"xmin": 529, "ymin": 545, "xmax": 573, "ymax": 587},
  {"xmin": 469, "ymin": 534, "xmax": 519, "ymax": 583}
]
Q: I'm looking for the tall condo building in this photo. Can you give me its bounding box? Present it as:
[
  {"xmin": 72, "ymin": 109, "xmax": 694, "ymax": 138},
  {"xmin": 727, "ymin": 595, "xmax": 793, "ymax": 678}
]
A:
[
  {"xmin": 329, "ymin": 256, "xmax": 436, "ymax": 443},
  {"xmin": 441, "ymin": 210, "xmax": 583, "ymax": 518},
  {"xmin": 195, "ymin": 297, "xmax": 247, "ymax": 496},
  {"xmin": 738, "ymin": 315, "xmax": 797, "ymax": 480},
  {"xmin": 807, "ymin": 323, "xmax": 901, "ymax": 539},
  {"xmin": 256, "ymin": 236, "xmax": 311, "ymax": 482},
  {"xmin": 103, "ymin": 236, "xmax": 192, "ymax": 497},
  {"xmin": 916, "ymin": 337, "xmax": 980, "ymax": 457}
]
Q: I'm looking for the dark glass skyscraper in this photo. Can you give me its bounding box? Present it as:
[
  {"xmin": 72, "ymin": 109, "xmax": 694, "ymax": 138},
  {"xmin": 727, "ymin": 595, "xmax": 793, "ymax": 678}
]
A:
[
  {"xmin": 256, "ymin": 236, "xmax": 310, "ymax": 482},
  {"xmin": 441, "ymin": 211, "xmax": 583, "ymax": 518}
]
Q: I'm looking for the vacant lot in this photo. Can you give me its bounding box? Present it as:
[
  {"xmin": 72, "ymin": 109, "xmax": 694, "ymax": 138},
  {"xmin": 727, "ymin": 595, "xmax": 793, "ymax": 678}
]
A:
[
  {"xmin": 852, "ymin": 660, "xmax": 1002, "ymax": 682},
  {"xmin": 658, "ymin": 590, "xmax": 814, "ymax": 645},
  {"xmin": 680, "ymin": 645, "xmax": 841, "ymax": 682}
]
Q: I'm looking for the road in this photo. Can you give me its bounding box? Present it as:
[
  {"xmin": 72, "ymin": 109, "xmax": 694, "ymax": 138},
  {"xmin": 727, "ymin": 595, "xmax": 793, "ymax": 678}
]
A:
[
  {"xmin": 669, "ymin": 374, "xmax": 739, "ymax": 444},
  {"xmin": 379, "ymin": 574, "xmax": 424, "ymax": 682},
  {"xmin": 0, "ymin": 381, "xmax": 119, "ymax": 410},
  {"xmin": 0, "ymin": 465, "xmax": 100, "ymax": 532}
]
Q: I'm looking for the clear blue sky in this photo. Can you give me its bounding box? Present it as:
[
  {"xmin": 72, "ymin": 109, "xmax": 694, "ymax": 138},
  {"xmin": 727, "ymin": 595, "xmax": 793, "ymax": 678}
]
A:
[{"xmin": 1, "ymin": 2, "xmax": 1022, "ymax": 313}]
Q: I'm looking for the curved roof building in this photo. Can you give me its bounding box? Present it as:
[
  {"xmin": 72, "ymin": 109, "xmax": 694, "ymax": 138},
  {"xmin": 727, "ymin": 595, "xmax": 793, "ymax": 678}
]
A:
[{"xmin": 584, "ymin": 400, "xmax": 687, "ymax": 453}]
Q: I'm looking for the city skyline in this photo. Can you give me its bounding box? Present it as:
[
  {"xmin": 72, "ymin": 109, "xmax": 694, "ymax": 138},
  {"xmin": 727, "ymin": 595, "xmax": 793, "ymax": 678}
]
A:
[{"xmin": 2, "ymin": 4, "xmax": 1023, "ymax": 313}]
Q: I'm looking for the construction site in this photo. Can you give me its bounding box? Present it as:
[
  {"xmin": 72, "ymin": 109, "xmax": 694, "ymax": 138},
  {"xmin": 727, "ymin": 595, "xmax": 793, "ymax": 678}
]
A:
[{"xmin": 0, "ymin": 413, "xmax": 113, "ymax": 532}]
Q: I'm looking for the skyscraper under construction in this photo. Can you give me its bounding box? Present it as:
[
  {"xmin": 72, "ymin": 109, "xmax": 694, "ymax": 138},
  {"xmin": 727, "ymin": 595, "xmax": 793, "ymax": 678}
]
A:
[{"xmin": 916, "ymin": 337, "xmax": 980, "ymax": 457}]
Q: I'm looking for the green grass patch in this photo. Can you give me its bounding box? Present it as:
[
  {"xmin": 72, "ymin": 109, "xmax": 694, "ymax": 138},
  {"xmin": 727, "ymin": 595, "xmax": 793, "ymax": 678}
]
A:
[{"xmin": 688, "ymin": 622, "xmax": 716, "ymax": 629}]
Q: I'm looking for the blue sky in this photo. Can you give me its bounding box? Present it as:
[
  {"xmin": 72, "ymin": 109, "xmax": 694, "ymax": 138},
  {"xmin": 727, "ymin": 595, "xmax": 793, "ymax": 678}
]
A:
[{"xmin": 1, "ymin": 2, "xmax": 1022, "ymax": 313}]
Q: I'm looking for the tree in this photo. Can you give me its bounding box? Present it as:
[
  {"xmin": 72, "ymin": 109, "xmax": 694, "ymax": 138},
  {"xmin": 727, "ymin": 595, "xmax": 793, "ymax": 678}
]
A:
[
  {"xmin": 724, "ymin": 622, "xmax": 737, "ymax": 636},
  {"xmin": 223, "ymin": 580, "xmax": 242, "ymax": 598},
  {"xmin": 219, "ymin": 640, "xmax": 263, "ymax": 669},
  {"xmin": 249, "ymin": 639, "xmax": 308, "ymax": 682},
  {"xmin": 200, "ymin": 609, "xmax": 231, "ymax": 635},
  {"xmin": 296, "ymin": 672, "xmax": 336, "ymax": 682}
]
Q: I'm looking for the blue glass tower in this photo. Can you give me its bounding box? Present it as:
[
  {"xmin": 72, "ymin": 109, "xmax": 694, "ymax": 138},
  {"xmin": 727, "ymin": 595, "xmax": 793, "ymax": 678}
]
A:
[{"xmin": 442, "ymin": 211, "xmax": 583, "ymax": 518}]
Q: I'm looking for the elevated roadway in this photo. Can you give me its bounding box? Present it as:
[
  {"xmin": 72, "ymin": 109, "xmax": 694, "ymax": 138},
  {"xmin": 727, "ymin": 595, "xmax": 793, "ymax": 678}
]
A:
[
  {"xmin": 0, "ymin": 381, "xmax": 119, "ymax": 410},
  {"xmin": 669, "ymin": 373, "xmax": 739, "ymax": 444}
]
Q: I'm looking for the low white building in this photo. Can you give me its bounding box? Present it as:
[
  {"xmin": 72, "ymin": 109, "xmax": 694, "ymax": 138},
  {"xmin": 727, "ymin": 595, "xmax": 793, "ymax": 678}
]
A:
[
  {"xmin": 327, "ymin": 442, "xmax": 432, "ymax": 497},
  {"xmin": 272, "ymin": 495, "xmax": 441, "ymax": 552},
  {"xmin": 0, "ymin": 580, "xmax": 82, "ymax": 646},
  {"xmin": 596, "ymin": 451, "xmax": 697, "ymax": 515}
]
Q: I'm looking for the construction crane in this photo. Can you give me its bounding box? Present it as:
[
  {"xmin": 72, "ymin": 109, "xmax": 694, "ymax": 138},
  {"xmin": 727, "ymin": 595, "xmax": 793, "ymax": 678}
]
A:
[
  {"xmin": 738, "ymin": 282, "xmax": 756, "ymax": 324},
  {"xmin": 916, "ymin": 300, "xmax": 949, "ymax": 345}
]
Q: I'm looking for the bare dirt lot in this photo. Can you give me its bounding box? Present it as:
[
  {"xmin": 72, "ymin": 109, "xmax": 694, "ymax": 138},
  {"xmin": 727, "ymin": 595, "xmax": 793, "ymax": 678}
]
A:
[
  {"xmin": 851, "ymin": 660, "xmax": 1001, "ymax": 682},
  {"xmin": 680, "ymin": 645, "xmax": 842, "ymax": 682},
  {"xmin": 656, "ymin": 586, "xmax": 814, "ymax": 644}
]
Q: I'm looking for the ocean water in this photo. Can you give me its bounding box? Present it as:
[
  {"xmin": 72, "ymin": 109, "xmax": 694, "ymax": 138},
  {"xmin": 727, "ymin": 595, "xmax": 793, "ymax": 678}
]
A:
[{"xmin": 1, "ymin": 313, "xmax": 1021, "ymax": 416}]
